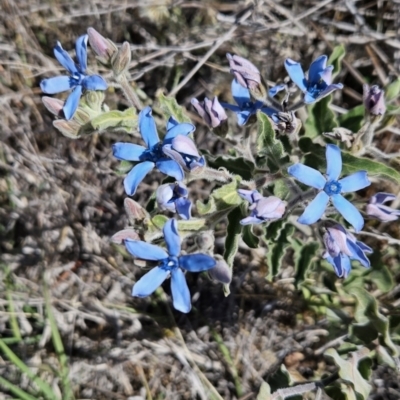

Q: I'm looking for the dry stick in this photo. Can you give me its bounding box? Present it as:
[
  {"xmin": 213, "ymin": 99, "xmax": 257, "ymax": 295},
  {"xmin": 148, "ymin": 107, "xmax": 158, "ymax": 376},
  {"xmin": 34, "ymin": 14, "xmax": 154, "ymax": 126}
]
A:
[{"xmin": 168, "ymin": 8, "xmax": 253, "ymax": 97}]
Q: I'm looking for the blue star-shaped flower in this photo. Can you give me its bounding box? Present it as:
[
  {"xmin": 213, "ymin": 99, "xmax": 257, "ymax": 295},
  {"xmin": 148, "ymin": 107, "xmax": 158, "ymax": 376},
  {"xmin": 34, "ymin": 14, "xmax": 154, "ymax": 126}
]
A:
[
  {"xmin": 220, "ymin": 80, "xmax": 280, "ymax": 126},
  {"xmin": 288, "ymin": 144, "xmax": 370, "ymax": 232},
  {"xmin": 156, "ymin": 182, "xmax": 192, "ymax": 220},
  {"xmin": 40, "ymin": 34, "xmax": 108, "ymax": 120},
  {"xmin": 323, "ymin": 224, "xmax": 372, "ymax": 278},
  {"xmin": 284, "ymin": 55, "xmax": 343, "ymax": 104},
  {"xmin": 126, "ymin": 219, "xmax": 216, "ymax": 313},
  {"xmin": 113, "ymin": 106, "xmax": 195, "ymax": 196}
]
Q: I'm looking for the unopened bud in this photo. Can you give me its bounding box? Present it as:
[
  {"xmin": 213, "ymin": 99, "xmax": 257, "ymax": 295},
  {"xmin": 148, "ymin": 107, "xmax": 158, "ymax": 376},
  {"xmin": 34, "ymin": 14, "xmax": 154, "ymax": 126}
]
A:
[
  {"xmin": 85, "ymin": 90, "xmax": 105, "ymax": 112},
  {"xmin": 53, "ymin": 119, "xmax": 82, "ymax": 139},
  {"xmin": 87, "ymin": 27, "xmax": 118, "ymax": 66},
  {"xmin": 208, "ymin": 256, "xmax": 232, "ymax": 284},
  {"xmin": 111, "ymin": 228, "xmax": 140, "ymax": 244},
  {"xmin": 271, "ymin": 112, "xmax": 299, "ymax": 134},
  {"xmin": 195, "ymin": 231, "xmax": 215, "ymax": 252},
  {"xmin": 156, "ymin": 182, "xmax": 192, "ymax": 220},
  {"xmin": 124, "ymin": 198, "xmax": 149, "ymax": 223},
  {"xmin": 363, "ymin": 84, "xmax": 386, "ymax": 116},
  {"xmin": 366, "ymin": 192, "xmax": 400, "ymax": 222},
  {"xmin": 42, "ymin": 96, "xmax": 64, "ymax": 117},
  {"xmin": 112, "ymin": 41, "xmax": 131, "ymax": 76}
]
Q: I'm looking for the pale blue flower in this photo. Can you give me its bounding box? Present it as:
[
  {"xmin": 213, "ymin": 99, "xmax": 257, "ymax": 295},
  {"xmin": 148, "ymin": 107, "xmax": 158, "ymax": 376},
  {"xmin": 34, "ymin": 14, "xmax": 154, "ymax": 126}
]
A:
[
  {"xmin": 40, "ymin": 35, "xmax": 108, "ymax": 120},
  {"xmin": 366, "ymin": 193, "xmax": 400, "ymax": 222},
  {"xmin": 323, "ymin": 224, "xmax": 372, "ymax": 278},
  {"xmin": 284, "ymin": 55, "xmax": 343, "ymax": 104},
  {"xmin": 220, "ymin": 80, "xmax": 281, "ymax": 126},
  {"xmin": 126, "ymin": 219, "xmax": 216, "ymax": 313},
  {"xmin": 113, "ymin": 106, "xmax": 195, "ymax": 196},
  {"xmin": 288, "ymin": 144, "xmax": 370, "ymax": 232}
]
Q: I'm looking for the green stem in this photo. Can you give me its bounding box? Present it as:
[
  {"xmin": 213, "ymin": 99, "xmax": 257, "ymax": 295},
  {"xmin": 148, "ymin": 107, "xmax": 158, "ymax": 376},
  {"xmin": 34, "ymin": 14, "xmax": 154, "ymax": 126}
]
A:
[{"xmin": 115, "ymin": 74, "xmax": 142, "ymax": 110}]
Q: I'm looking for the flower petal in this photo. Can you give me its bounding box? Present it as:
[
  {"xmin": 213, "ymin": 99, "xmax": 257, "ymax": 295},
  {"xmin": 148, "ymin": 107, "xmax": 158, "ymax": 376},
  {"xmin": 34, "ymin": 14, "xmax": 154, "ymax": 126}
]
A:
[
  {"xmin": 308, "ymin": 55, "xmax": 327, "ymax": 86},
  {"xmin": 166, "ymin": 116, "xmax": 179, "ymax": 131},
  {"xmin": 288, "ymin": 163, "xmax": 326, "ymax": 189},
  {"xmin": 284, "ymin": 59, "xmax": 307, "ymax": 92},
  {"xmin": 63, "ymin": 85, "xmax": 83, "ymax": 120},
  {"xmin": 139, "ymin": 106, "xmax": 159, "ymax": 149},
  {"xmin": 171, "ymin": 269, "xmax": 191, "ymax": 313},
  {"xmin": 175, "ymin": 198, "xmax": 192, "ymax": 220},
  {"xmin": 316, "ymin": 83, "xmax": 343, "ymax": 101},
  {"xmin": 326, "ymin": 144, "xmax": 342, "ymax": 181},
  {"xmin": 325, "ymin": 254, "xmax": 344, "ymax": 278},
  {"xmin": 156, "ymin": 158, "xmax": 184, "ymax": 181},
  {"xmin": 331, "ymin": 194, "xmax": 364, "ymax": 232},
  {"xmin": 319, "ymin": 66, "xmax": 333, "ymax": 85},
  {"xmin": 123, "ymin": 161, "xmax": 154, "ymax": 196},
  {"xmin": 373, "ymin": 192, "xmax": 397, "ymax": 205},
  {"xmin": 75, "ymin": 34, "xmax": 88, "ymax": 72},
  {"xmin": 220, "ymin": 102, "xmax": 241, "ymax": 113},
  {"xmin": 260, "ymin": 106, "xmax": 277, "ymax": 116},
  {"xmin": 231, "ymin": 79, "xmax": 250, "ymax": 108},
  {"xmin": 304, "ymin": 91, "xmax": 318, "ymax": 104},
  {"xmin": 132, "ymin": 267, "xmax": 169, "ymax": 297},
  {"xmin": 346, "ymin": 240, "xmax": 371, "ymax": 269},
  {"xmin": 125, "ymin": 240, "xmax": 168, "ymax": 260},
  {"xmin": 298, "ymin": 191, "xmax": 329, "ymax": 225},
  {"xmin": 164, "ymin": 122, "xmax": 195, "ymax": 142},
  {"xmin": 179, "ymin": 254, "xmax": 216, "ymax": 272},
  {"xmin": 240, "ymin": 216, "xmax": 264, "ymax": 225},
  {"xmin": 112, "ymin": 143, "xmax": 147, "ymax": 161},
  {"xmin": 40, "ymin": 76, "xmax": 72, "ymax": 94},
  {"xmin": 237, "ymin": 189, "xmax": 262, "ymax": 204},
  {"xmin": 82, "ymin": 75, "xmax": 108, "ymax": 91},
  {"xmin": 54, "ymin": 41, "xmax": 78, "ymax": 75},
  {"xmin": 339, "ymin": 171, "xmax": 370, "ymax": 193},
  {"xmin": 237, "ymin": 110, "xmax": 252, "ymax": 126},
  {"xmin": 268, "ymin": 84, "xmax": 286, "ymax": 98},
  {"xmin": 163, "ymin": 219, "xmax": 181, "ymax": 257}
]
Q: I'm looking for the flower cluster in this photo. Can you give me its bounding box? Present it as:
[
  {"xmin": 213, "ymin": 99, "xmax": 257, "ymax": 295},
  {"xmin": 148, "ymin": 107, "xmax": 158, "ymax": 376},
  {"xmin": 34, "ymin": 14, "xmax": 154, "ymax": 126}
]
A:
[{"xmin": 39, "ymin": 29, "xmax": 395, "ymax": 312}]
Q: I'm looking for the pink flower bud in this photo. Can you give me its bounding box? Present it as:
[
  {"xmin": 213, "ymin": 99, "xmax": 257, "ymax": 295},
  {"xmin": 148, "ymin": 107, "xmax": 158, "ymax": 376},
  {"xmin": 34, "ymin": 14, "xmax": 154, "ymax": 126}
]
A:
[
  {"xmin": 42, "ymin": 96, "xmax": 64, "ymax": 117},
  {"xmin": 191, "ymin": 97, "xmax": 227, "ymax": 129},
  {"xmin": 227, "ymin": 53, "xmax": 261, "ymax": 91},
  {"xmin": 363, "ymin": 84, "xmax": 386, "ymax": 116},
  {"xmin": 87, "ymin": 27, "xmax": 118, "ymax": 65}
]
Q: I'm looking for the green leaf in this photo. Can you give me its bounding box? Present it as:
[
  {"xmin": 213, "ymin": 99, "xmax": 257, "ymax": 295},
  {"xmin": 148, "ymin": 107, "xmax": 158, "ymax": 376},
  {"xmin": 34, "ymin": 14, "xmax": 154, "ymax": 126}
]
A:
[
  {"xmin": 177, "ymin": 218, "xmax": 206, "ymax": 231},
  {"xmin": 256, "ymin": 382, "xmax": 271, "ymax": 400},
  {"xmin": 266, "ymin": 223, "xmax": 294, "ymax": 279},
  {"xmin": 206, "ymin": 155, "xmax": 255, "ymax": 181},
  {"xmin": 91, "ymin": 107, "xmax": 137, "ymax": 132},
  {"xmin": 385, "ymin": 77, "xmax": 400, "ymax": 102},
  {"xmin": 338, "ymin": 105, "xmax": 365, "ymax": 133},
  {"xmin": 367, "ymin": 251, "xmax": 394, "ymax": 292},
  {"xmin": 117, "ymin": 160, "xmax": 134, "ymax": 174},
  {"xmin": 265, "ymin": 218, "xmax": 287, "ymax": 241},
  {"xmin": 212, "ymin": 178, "xmax": 242, "ymax": 210},
  {"xmin": 272, "ymin": 179, "xmax": 291, "ymax": 200},
  {"xmin": 0, "ymin": 376, "xmax": 38, "ymax": 400},
  {"xmin": 157, "ymin": 92, "xmax": 192, "ymax": 123},
  {"xmin": 325, "ymin": 348, "xmax": 371, "ymax": 400},
  {"xmin": 223, "ymin": 207, "xmax": 243, "ymax": 296},
  {"xmin": 242, "ymin": 224, "xmax": 259, "ymax": 248},
  {"xmin": 304, "ymin": 95, "xmax": 338, "ymax": 138},
  {"xmin": 292, "ymin": 240, "xmax": 319, "ymax": 286},
  {"xmin": 150, "ymin": 215, "xmax": 168, "ymax": 230},
  {"xmin": 350, "ymin": 287, "xmax": 399, "ymax": 357},
  {"xmin": 328, "ymin": 44, "xmax": 346, "ymax": 79},
  {"xmin": 196, "ymin": 197, "xmax": 217, "ymax": 215}
]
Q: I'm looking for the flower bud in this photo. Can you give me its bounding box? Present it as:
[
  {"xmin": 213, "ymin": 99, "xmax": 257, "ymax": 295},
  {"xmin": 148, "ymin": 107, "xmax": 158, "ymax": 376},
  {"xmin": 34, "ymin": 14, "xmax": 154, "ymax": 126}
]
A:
[
  {"xmin": 238, "ymin": 190, "xmax": 285, "ymax": 225},
  {"xmin": 87, "ymin": 27, "xmax": 118, "ymax": 66},
  {"xmin": 208, "ymin": 257, "xmax": 232, "ymax": 284},
  {"xmin": 111, "ymin": 228, "xmax": 139, "ymax": 244},
  {"xmin": 195, "ymin": 231, "xmax": 215, "ymax": 252},
  {"xmin": 53, "ymin": 119, "xmax": 82, "ymax": 139},
  {"xmin": 191, "ymin": 97, "xmax": 228, "ymax": 133},
  {"xmin": 366, "ymin": 192, "xmax": 400, "ymax": 222},
  {"xmin": 112, "ymin": 41, "xmax": 131, "ymax": 76},
  {"xmin": 42, "ymin": 96, "xmax": 64, "ymax": 117},
  {"xmin": 363, "ymin": 84, "xmax": 386, "ymax": 116},
  {"xmin": 156, "ymin": 182, "xmax": 192, "ymax": 220},
  {"xmin": 124, "ymin": 198, "xmax": 149, "ymax": 223}
]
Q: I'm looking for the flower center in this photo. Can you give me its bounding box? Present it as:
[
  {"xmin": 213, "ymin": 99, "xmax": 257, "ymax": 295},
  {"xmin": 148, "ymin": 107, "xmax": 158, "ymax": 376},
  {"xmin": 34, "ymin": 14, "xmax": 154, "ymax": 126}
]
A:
[
  {"xmin": 324, "ymin": 180, "xmax": 342, "ymax": 196},
  {"xmin": 159, "ymin": 256, "xmax": 179, "ymax": 271},
  {"xmin": 142, "ymin": 143, "xmax": 163, "ymax": 162}
]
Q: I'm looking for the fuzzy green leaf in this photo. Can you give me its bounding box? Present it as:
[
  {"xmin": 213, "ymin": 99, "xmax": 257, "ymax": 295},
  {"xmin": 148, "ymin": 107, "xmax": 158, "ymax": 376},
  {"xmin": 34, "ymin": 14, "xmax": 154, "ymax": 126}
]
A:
[
  {"xmin": 91, "ymin": 108, "xmax": 137, "ymax": 132},
  {"xmin": 206, "ymin": 155, "xmax": 255, "ymax": 180},
  {"xmin": 385, "ymin": 77, "xmax": 400, "ymax": 102},
  {"xmin": 367, "ymin": 251, "xmax": 394, "ymax": 292},
  {"xmin": 157, "ymin": 92, "xmax": 192, "ymax": 123},
  {"xmin": 304, "ymin": 95, "xmax": 338, "ymax": 138},
  {"xmin": 257, "ymin": 382, "xmax": 271, "ymax": 400},
  {"xmin": 212, "ymin": 178, "xmax": 242, "ymax": 210},
  {"xmin": 325, "ymin": 348, "xmax": 371, "ymax": 400},
  {"xmin": 338, "ymin": 105, "xmax": 365, "ymax": 133},
  {"xmin": 293, "ymin": 240, "xmax": 319, "ymax": 286},
  {"xmin": 177, "ymin": 218, "xmax": 206, "ymax": 231},
  {"xmin": 328, "ymin": 44, "xmax": 346, "ymax": 79},
  {"xmin": 196, "ymin": 197, "xmax": 217, "ymax": 215},
  {"xmin": 257, "ymin": 111, "xmax": 275, "ymax": 150},
  {"xmin": 242, "ymin": 224, "xmax": 259, "ymax": 248}
]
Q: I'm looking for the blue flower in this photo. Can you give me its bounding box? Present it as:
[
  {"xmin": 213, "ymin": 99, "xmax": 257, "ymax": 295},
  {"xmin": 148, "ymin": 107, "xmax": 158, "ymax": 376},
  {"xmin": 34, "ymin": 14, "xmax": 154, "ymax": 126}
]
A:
[
  {"xmin": 284, "ymin": 55, "xmax": 343, "ymax": 104},
  {"xmin": 238, "ymin": 189, "xmax": 286, "ymax": 225},
  {"xmin": 40, "ymin": 35, "xmax": 108, "ymax": 120},
  {"xmin": 366, "ymin": 192, "xmax": 400, "ymax": 222},
  {"xmin": 113, "ymin": 106, "xmax": 195, "ymax": 196},
  {"xmin": 156, "ymin": 182, "xmax": 192, "ymax": 220},
  {"xmin": 323, "ymin": 224, "xmax": 372, "ymax": 278},
  {"xmin": 288, "ymin": 144, "xmax": 370, "ymax": 232},
  {"xmin": 220, "ymin": 80, "xmax": 280, "ymax": 126},
  {"xmin": 126, "ymin": 219, "xmax": 216, "ymax": 313}
]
